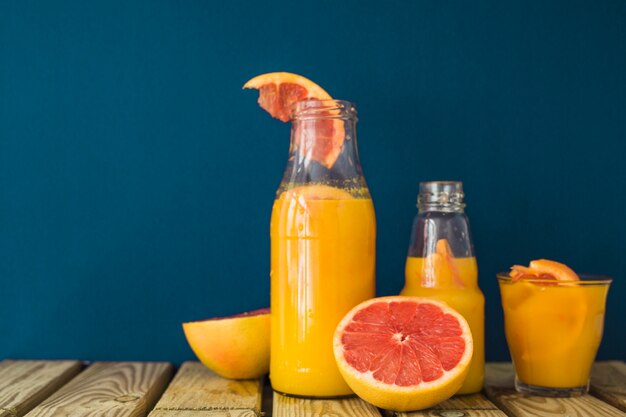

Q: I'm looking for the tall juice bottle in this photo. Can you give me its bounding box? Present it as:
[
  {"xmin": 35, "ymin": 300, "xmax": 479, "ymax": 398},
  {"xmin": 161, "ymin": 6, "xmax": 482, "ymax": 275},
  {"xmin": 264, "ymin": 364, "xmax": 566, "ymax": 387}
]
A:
[
  {"xmin": 270, "ymin": 99, "xmax": 376, "ymax": 397},
  {"xmin": 401, "ymin": 181, "xmax": 484, "ymax": 394}
]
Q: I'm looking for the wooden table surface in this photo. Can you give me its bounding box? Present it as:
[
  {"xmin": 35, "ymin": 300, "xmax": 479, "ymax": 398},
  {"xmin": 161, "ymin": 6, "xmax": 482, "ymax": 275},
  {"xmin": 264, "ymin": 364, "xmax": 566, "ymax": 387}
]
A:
[{"xmin": 0, "ymin": 360, "xmax": 624, "ymax": 417}]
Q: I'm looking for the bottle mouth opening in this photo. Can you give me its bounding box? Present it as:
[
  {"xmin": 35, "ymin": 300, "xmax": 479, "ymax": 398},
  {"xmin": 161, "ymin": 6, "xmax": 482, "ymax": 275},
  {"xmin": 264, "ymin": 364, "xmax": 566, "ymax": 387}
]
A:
[
  {"xmin": 420, "ymin": 181, "xmax": 463, "ymax": 194},
  {"xmin": 291, "ymin": 99, "xmax": 357, "ymax": 121}
]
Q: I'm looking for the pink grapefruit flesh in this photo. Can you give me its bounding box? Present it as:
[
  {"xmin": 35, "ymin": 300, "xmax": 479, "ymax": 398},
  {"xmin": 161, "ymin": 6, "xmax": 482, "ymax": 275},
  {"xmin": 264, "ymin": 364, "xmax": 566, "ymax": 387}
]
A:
[
  {"xmin": 334, "ymin": 296, "xmax": 473, "ymax": 411},
  {"xmin": 243, "ymin": 72, "xmax": 345, "ymax": 169}
]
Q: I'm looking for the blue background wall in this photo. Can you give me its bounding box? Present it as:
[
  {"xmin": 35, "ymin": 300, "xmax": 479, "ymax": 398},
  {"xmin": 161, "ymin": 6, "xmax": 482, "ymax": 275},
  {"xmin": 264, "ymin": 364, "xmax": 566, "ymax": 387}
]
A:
[{"xmin": 1, "ymin": 1, "xmax": 624, "ymax": 363}]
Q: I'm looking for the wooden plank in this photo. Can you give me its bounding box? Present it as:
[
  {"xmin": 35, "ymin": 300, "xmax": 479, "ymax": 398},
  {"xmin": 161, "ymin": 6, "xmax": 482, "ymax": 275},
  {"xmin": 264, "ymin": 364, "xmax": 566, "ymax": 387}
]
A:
[
  {"xmin": 388, "ymin": 393, "xmax": 506, "ymax": 416},
  {"xmin": 0, "ymin": 360, "xmax": 82, "ymax": 417},
  {"xmin": 591, "ymin": 361, "xmax": 626, "ymax": 413},
  {"xmin": 485, "ymin": 362, "xmax": 626, "ymax": 416},
  {"xmin": 24, "ymin": 362, "xmax": 173, "ymax": 417},
  {"xmin": 272, "ymin": 392, "xmax": 381, "ymax": 417},
  {"xmin": 148, "ymin": 362, "xmax": 262, "ymax": 417}
]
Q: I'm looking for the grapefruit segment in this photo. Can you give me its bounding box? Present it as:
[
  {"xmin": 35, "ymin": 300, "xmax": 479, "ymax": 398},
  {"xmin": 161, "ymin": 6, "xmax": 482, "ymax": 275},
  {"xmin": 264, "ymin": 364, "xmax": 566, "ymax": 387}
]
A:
[
  {"xmin": 182, "ymin": 308, "xmax": 270, "ymax": 379},
  {"xmin": 294, "ymin": 115, "xmax": 345, "ymax": 169},
  {"xmin": 243, "ymin": 72, "xmax": 345, "ymax": 169},
  {"xmin": 333, "ymin": 296, "xmax": 473, "ymax": 411},
  {"xmin": 435, "ymin": 239, "xmax": 464, "ymax": 288},
  {"xmin": 243, "ymin": 72, "xmax": 331, "ymax": 122},
  {"xmin": 510, "ymin": 259, "xmax": 580, "ymax": 282},
  {"xmin": 418, "ymin": 239, "xmax": 464, "ymax": 288}
]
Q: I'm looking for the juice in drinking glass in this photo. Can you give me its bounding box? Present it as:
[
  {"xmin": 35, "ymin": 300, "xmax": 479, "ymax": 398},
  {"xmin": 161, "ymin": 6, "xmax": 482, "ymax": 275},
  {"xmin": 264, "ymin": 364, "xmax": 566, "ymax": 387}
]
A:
[
  {"xmin": 270, "ymin": 100, "xmax": 376, "ymax": 397},
  {"xmin": 498, "ymin": 262, "xmax": 611, "ymax": 396}
]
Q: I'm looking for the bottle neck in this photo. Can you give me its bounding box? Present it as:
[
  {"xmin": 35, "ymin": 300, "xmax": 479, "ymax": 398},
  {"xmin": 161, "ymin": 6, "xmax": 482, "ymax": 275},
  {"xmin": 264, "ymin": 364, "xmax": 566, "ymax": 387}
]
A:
[
  {"xmin": 417, "ymin": 181, "xmax": 466, "ymax": 213},
  {"xmin": 289, "ymin": 116, "xmax": 357, "ymax": 167},
  {"xmin": 418, "ymin": 204, "xmax": 465, "ymax": 213},
  {"xmin": 278, "ymin": 100, "xmax": 369, "ymax": 197},
  {"xmin": 408, "ymin": 181, "xmax": 474, "ymax": 259}
]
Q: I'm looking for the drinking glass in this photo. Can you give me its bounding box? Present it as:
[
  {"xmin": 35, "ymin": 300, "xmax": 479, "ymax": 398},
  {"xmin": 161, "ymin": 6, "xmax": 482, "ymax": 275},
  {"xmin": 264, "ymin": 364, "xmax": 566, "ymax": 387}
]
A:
[{"xmin": 497, "ymin": 273, "xmax": 611, "ymax": 396}]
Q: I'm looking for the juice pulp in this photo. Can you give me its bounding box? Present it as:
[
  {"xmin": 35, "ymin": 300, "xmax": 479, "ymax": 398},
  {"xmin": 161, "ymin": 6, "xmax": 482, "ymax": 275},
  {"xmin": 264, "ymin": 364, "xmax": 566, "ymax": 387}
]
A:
[
  {"xmin": 499, "ymin": 280, "xmax": 608, "ymax": 388},
  {"xmin": 270, "ymin": 188, "xmax": 376, "ymax": 397},
  {"xmin": 402, "ymin": 256, "xmax": 485, "ymax": 394}
]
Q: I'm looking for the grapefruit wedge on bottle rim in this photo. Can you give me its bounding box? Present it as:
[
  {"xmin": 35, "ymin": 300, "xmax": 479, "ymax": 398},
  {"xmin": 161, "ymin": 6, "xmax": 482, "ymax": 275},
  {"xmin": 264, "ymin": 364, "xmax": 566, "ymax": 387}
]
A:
[
  {"xmin": 243, "ymin": 72, "xmax": 345, "ymax": 169},
  {"xmin": 333, "ymin": 297, "xmax": 473, "ymax": 411},
  {"xmin": 243, "ymin": 72, "xmax": 331, "ymax": 122}
]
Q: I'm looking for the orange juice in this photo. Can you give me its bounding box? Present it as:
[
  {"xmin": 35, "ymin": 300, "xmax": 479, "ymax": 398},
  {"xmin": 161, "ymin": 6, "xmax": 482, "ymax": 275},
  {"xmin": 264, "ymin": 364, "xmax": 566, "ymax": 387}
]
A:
[
  {"xmin": 270, "ymin": 186, "xmax": 376, "ymax": 397},
  {"xmin": 402, "ymin": 255, "xmax": 485, "ymax": 394},
  {"xmin": 498, "ymin": 277, "xmax": 610, "ymax": 389}
]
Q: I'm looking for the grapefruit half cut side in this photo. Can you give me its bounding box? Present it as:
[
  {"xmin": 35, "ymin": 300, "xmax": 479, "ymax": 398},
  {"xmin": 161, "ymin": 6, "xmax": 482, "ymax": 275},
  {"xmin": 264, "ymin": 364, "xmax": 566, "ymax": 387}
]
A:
[
  {"xmin": 183, "ymin": 308, "xmax": 270, "ymax": 379},
  {"xmin": 333, "ymin": 297, "xmax": 473, "ymax": 411}
]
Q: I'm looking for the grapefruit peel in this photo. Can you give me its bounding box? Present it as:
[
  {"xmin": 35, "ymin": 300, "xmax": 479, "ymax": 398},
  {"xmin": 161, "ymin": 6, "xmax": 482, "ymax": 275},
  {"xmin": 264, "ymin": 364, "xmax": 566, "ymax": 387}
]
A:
[
  {"xmin": 182, "ymin": 308, "xmax": 270, "ymax": 379},
  {"xmin": 243, "ymin": 72, "xmax": 331, "ymax": 122},
  {"xmin": 243, "ymin": 72, "xmax": 345, "ymax": 169},
  {"xmin": 333, "ymin": 296, "xmax": 473, "ymax": 411},
  {"xmin": 510, "ymin": 259, "xmax": 580, "ymax": 282}
]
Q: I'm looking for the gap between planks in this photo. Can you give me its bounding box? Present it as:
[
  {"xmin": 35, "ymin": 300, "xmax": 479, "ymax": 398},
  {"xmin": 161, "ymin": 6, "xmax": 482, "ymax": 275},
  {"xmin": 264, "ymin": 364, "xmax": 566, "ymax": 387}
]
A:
[
  {"xmin": 150, "ymin": 361, "xmax": 626, "ymax": 417},
  {"xmin": 3, "ymin": 360, "xmax": 624, "ymax": 417},
  {"xmin": 149, "ymin": 361, "xmax": 379, "ymax": 417}
]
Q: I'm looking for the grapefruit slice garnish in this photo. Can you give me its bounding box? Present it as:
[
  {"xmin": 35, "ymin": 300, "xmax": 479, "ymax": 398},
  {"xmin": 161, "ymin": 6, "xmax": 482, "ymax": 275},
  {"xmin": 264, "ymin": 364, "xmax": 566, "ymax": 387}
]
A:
[
  {"xmin": 333, "ymin": 296, "xmax": 473, "ymax": 411},
  {"xmin": 435, "ymin": 239, "xmax": 464, "ymax": 287},
  {"xmin": 243, "ymin": 72, "xmax": 345, "ymax": 169},
  {"xmin": 510, "ymin": 259, "xmax": 580, "ymax": 282},
  {"xmin": 243, "ymin": 72, "xmax": 331, "ymax": 122},
  {"xmin": 419, "ymin": 239, "xmax": 464, "ymax": 288},
  {"xmin": 293, "ymin": 109, "xmax": 345, "ymax": 169},
  {"xmin": 182, "ymin": 308, "xmax": 270, "ymax": 379}
]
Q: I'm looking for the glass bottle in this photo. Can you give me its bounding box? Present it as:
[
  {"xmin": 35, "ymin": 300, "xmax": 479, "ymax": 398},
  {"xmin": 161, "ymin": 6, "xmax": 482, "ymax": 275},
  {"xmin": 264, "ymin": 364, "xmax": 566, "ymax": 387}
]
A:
[
  {"xmin": 401, "ymin": 181, "xmax": 485, "ymax": 394},
  {"xmin": 270, "ymin": 99, "xmax": 376, "ymax": 397}
]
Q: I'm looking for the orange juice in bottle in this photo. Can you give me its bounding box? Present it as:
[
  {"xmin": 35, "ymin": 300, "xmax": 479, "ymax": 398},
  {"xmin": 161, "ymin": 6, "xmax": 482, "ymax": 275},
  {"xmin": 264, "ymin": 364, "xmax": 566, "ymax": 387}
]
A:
[
  {"xmin": 401, "ymin": 181, "xmax": 484, "ymax": 394},
  {"xmin": 270, "ymin": 99, "xmax": 375, "ymax": 397}
]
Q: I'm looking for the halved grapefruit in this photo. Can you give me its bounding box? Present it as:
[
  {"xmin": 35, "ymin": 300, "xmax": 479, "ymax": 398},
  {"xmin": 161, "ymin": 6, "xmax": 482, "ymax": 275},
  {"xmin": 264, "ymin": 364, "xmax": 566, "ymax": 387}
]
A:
[
  {"xmin": 333, "ymin": 297, "xmax": 473, "ymax": 411},
  {"xmin": 243, "ymin": 72, "xmax": 345, "ymax": 169},
  {"xmin": 182, "ymin": 308, "xmax": 270, "ymax": 379},
  {"xmin": 510, "ymin": 259, "xmax": 580, "ymax": 282}
]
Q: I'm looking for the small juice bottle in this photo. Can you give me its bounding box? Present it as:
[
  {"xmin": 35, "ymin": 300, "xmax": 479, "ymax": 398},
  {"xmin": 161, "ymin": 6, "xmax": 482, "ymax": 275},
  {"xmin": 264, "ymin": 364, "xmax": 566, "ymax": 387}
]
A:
[
  {"xmin": 401, "ymin": 181, "xmax": 484, "ymax": 394},
  {"xmin": 270, "ymin": 99, "xmax": 376, "ymax": 397}
]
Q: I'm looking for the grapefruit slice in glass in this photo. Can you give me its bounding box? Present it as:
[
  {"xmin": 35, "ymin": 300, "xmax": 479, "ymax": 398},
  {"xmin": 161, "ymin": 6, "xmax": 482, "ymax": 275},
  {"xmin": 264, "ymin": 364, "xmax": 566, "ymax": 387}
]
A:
[
  {"xmin": 510, "ymin": 259, "xmax": 580, "ymax": 282},
  {"xmin": 182, "ymin": 308, "xmax": 270, "ymax": 379},
  {"xmin": 333, "ymin": 296, "xmax": 473, "ymax": 411}
]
